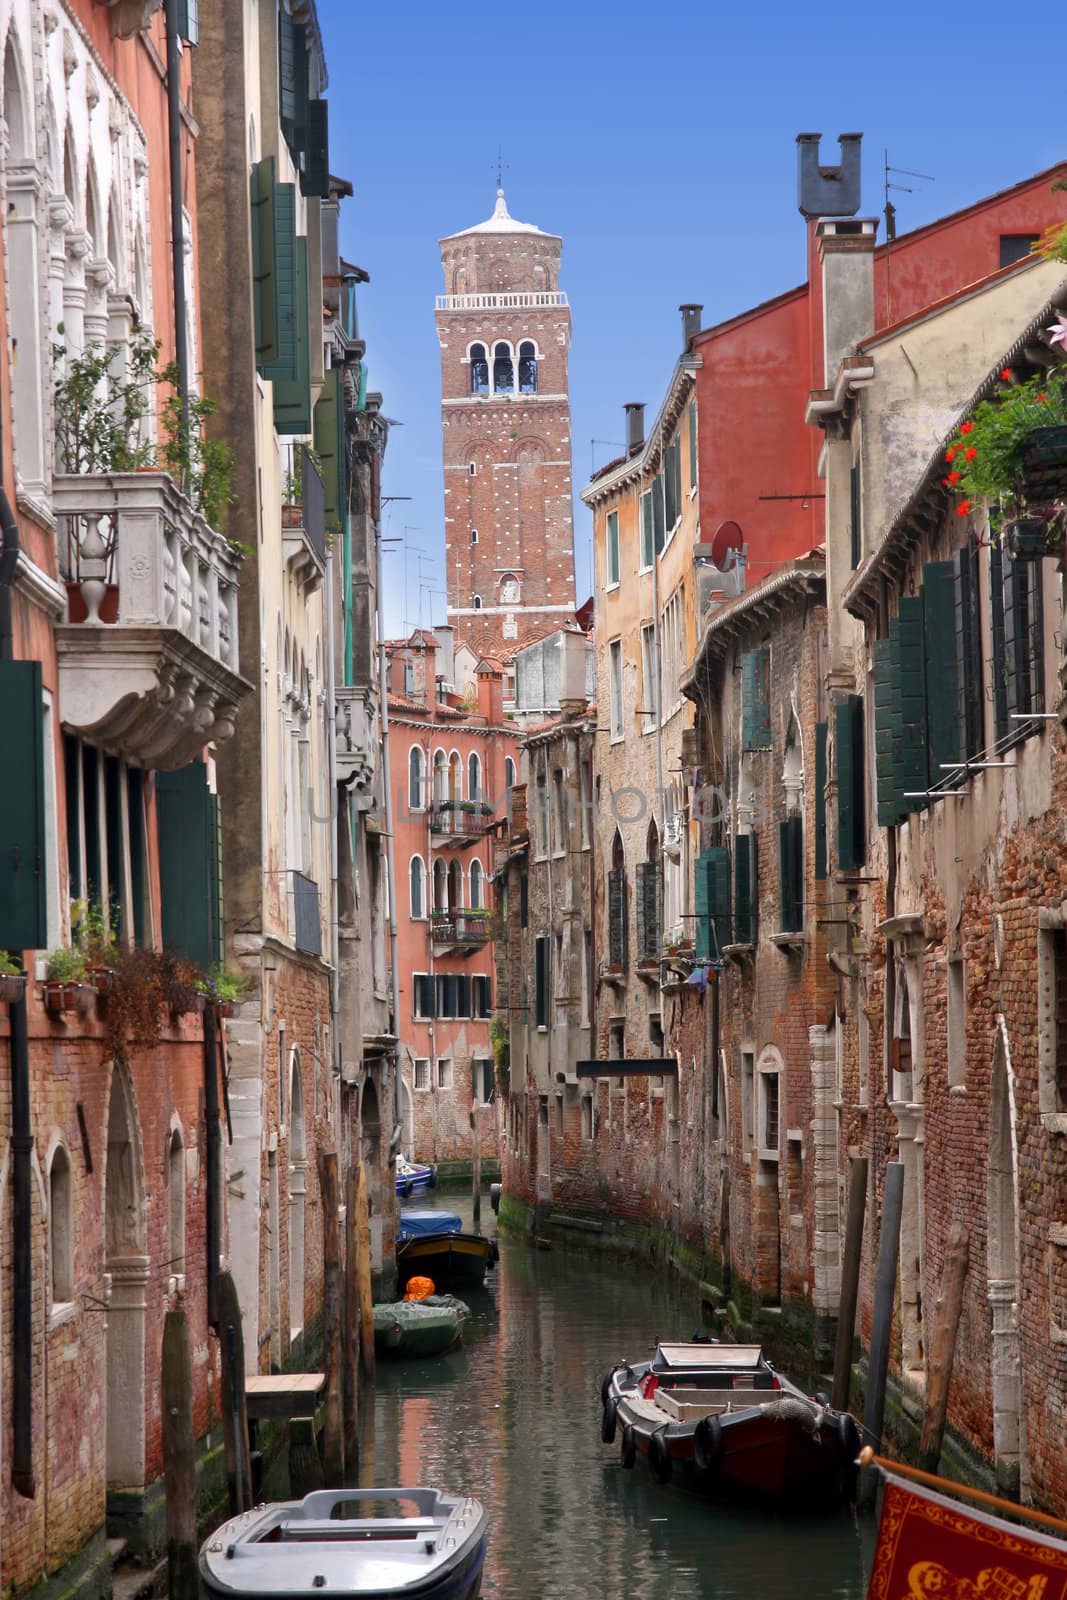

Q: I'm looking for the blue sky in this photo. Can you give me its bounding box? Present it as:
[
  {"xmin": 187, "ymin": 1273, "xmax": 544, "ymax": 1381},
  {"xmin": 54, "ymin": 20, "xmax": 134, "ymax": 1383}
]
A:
[{"xmin": 321, "ymin": 0, "xmax": 1064, "ymax": 636}]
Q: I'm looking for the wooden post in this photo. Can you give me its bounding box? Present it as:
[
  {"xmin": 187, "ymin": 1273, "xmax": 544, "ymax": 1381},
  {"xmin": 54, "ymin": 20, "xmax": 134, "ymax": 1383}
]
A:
[
  {"xmin": 355, "ymin": 1160, "xmax": 376, "ymax": 1380},
  {"xmin": 858, "ymin": 1161, "xmax": 904, "ymax": 1507},
  {"xmin": 216, "ymin": 1268, "xmax": 253, "ymax": 1514},
  {"xmin": 344, "ymin": 1164, "xmax": 360, "ymax": 1464},
  {"xmin": 162, "ymin": 1308, "xmax": 198, "ymax": 1600},
  {"xmin": 832, "ymin": 1157, "xmax": 869, "ymax": 1412},
  {"xmin": 288, "ymin": 1416, "xmax": 324, "ymax": 1499},
  {"xmin": 919, "ymin": 1223, "xmax": 970, "ymax": 1473},
  {"xmin": 471, "ymin": 1103, "xmax": 482, "ymax": 1233},
  {"xmin": 318, "ymin": 1149, "xmax": 345, "ymax": 1486}
]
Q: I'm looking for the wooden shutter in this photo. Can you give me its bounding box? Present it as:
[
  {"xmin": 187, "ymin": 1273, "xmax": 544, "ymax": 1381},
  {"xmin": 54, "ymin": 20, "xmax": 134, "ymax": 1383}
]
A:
[
  {"xmin": 778, "ymin": 815, "xmax": 803, "ymax": 933},
  {"xmin": 156, "ymin": 760, "xmax": 218, "ymax": 971},
  {"xmin": 652, "ymin": 475, "xmax": 665, "ymax": 554},
  {"xmin": 267, "ymin": 231, "xmax": 312, "ymax": 435},
  {"xmin": 835, "ymin": 696, "xmax": 866, "ymax": 871},
  {"xmin": 1028, "ymin": 558, "xmax": 1046, "ymax": 715},
  {"xmin": 734, "ymin": 833, "xmax": 758, "ymax": 945},
  {"xmin": 707, "ymin": 845, "xmax": 731, "ymax": 956},
  {"xmin": 741, "ymin": 648, "xmax": 771, "ymax": 750},
  {"xmin": 278, "ymin": 12, "xmax": 309, "ymax": 160},
  {"xmin": 849, "ymin": 461, "xmax": 861, "ymax": 568},
  {"xmin": 814, "ymin": 721, "xmax": 828, "ymax": 880},
  {"xmin": 873, "ymin": 637, "xmax": 897, "ymax": 827},
  {"xmin": 455, "ymin": 975, "xmax": 471, "ymax": 1019},
  {"xmin": 608, "ymin": 868, "xmax": 628, "ymax": 969},
  {"xmin": 0, "ymin": 660, "xmax": 46, "ymax": 949},
  {"xmin": 694, "ymin": 849, "xmax": 712, "ymax": 960},
  {"xmin": 301, "ymin": 99, "xmax": 330, "ymax": 199},
  {"xmin": 689, "ymin": 401, "xmax": 698, "ymax": 488},
  {"xmin": 640, "ymin": 494, "xmax": 653, "ymax": 568},
  {"xmin": 314, "ymin": 367, "xmax": 346, "ymax": 534},
  {"xmin": 126, "ymin": 769, "xmax": 147, "ymax": 947},
  {"xmin": 989, "ymin": 542, "xmax": 1009, "ymax": 742},
  {"xmin": 250, "ymin": 159, "xmax": 279, "ymax": 367},
  {"xmin": 176, "ymin": 0, "xmax": 199, "ymax": 44},
  {"xmin": 922, "ymin": 560, "xmax": 961, "ymax": 779},
  {"xmin": 894, "ymin": 597, "xmax": 927, "ymax": 812},
  {"xmin": 953, "ymin": 543, "xmax": 983, "ymax": 763},
  {"xmin": 535, "ymin": 937, "xmax": 549, "ymax": 1025},
  {"xmin": 635, "ymin": 861, "xmax": 659, "ymax": 961}
]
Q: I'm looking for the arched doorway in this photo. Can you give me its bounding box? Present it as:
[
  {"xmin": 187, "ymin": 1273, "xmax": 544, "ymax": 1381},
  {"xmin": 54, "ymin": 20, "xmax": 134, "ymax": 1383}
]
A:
[
  {"xmin": 361, "ymin": 1077, "xmax": 383, "ymax": 1271},
  {"xmin": 288, "ymin": 1050, "xmax": 306, "ymax": 1343},
  {"xmin": 988, "ymin": 1024, "xmax": 1023, "ymax": 1495},
  {"xmin": 105, "ymin": 1064, "xmax": 148, "ymax": 1507}
]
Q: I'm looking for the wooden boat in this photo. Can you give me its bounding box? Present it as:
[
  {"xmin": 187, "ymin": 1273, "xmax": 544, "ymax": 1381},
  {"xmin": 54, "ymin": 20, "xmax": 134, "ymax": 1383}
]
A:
[
  {"xmin": 395, "ymin": 1155, "xmax": 435, "ymax": 1199},
  {"xmin": 199, "ymin": 1486, "xmax": 488, "ymax": 1598},
  {"xmin": 372, "ymin": 1295, "xmax": 469, "ymax": 1359},
  {"xmin": 601, "ymin": 1340, "xmax": 860, "ymax": 1508},
  {"xmin": 396, "ymin": 1209, "xmax": 498, "ymax": 1293}
]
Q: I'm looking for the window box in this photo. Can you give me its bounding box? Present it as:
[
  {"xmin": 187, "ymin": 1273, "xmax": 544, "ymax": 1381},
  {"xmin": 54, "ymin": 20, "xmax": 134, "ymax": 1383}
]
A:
[
  {"xmin": 635, "ymin": 958, "xmax": 660, "ymax": 984},
  {"xmin": 43, "ymin": 980, "xmax": 92, "ymax": 1016},
  {"xmin": 89, "ymin": 965, "xmax": 114, "ymax": 998},
  {"xmin": 0, "ymin": 971, "xmax": 27, "ymax": 1003},
  {"xmin": 1020, "ymin": 425, "xmax": 1067, "ymax": 503},
  {"xmin": 1002, "ymin": 510, "xmax": 1066, "ymax": 561}
]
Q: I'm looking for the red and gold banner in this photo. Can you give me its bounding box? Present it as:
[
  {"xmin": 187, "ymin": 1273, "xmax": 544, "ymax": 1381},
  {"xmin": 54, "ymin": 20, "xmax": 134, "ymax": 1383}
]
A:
[{"xmin": 868, "ymin": 1474, "xmax": 1067, "ymax": 1600}]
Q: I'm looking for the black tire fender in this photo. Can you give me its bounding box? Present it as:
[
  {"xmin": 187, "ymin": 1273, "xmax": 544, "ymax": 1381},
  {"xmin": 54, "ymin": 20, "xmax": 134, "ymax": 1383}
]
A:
[
  {"xmin": 836, "ymin": 1411, "xmax": 861, "ymax": 1464},
  {"xmin": 620, "ymin": 1424, "xmax": 637, "ymax": 1469},
  {"xmin": 401, "ymin": 1181, "xmax": 413, "ymax": 1198},
  {"xmin": 693, "ymin": 1414, "xmax": 723, "ymax": 1475},
  {"xmin": 648, "ymin": 1427, "xmax": 673, "ymax": 1485},
  {"xmin": 600, "ymin": 1367, "xmax": 620, "ymax": 1407},
  {"xmin": 601, "ymin": 1395, "xmax": 618, "ymax": 1445}
]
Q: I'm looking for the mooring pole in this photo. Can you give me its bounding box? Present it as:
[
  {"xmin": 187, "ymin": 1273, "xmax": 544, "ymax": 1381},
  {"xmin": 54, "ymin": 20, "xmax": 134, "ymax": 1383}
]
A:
[
  {"xmin": 858, "ymin": 1160, "xmax": 904, "ymax": 1508},
  {"xmin": 832, "ymin": 1156, "xmax": 869, "ymax": 1412},
  {"xmin": 344, "ymin": 1164, "xmax": 360, "ymax": 1466},
  {"xmin": 918, "ymin": 1223, "xmax": 969, "ymax": 1473},
  {"xmin": 162, "ymin": 1308, "xmax": 198, "ymax": 1600},
  {"xmin": 319, "ymin": 1150, "xmax": 345, "ymax": 1485}
]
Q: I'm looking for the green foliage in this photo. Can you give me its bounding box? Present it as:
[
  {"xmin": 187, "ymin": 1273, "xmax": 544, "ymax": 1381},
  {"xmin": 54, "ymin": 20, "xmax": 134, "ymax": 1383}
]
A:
[
  {"xmin": 943, "ymin": 367, "xmax": 1067, "ymax": 519},
  {"xmin": 196, "ymin": 966, "xmax": 251, "ymax": 1003},
  {"xmin": 158, "ymin": 363, "xmax": 235, "ymax": 528},
  {"xmin": 489, "ymin": 1013, "xmax": 510, "ymax": 1091},
  {"xmin": 54, "ymin": 330, "xmax": 159, "ymax": 474},
  {"xmin": 46, "ymin": 945, "xmax": 88, "ymax": 982},
  {"xmin": 0, "ymin": 950, "xmax": 23, "ymax": 975}
]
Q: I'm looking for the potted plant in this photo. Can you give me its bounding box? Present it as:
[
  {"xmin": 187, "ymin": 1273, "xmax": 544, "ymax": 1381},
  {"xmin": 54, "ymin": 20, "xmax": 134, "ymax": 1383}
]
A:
[
  {"xmin": 943, "ymin": 366, "xmax": 1067, "ymax": 536},
  {"xmin": 73, "ymin": 898, "xmax": 119, "ymax": 997},
  {"xmin": 1001, "ymin": 505, "xmax": 1067, "ymax": 560},
  {"xmin": 43, "ymin": 946, "xmax": 90, "ymax": 1014},
  {"xmin": 158, "ymin": 951, "xmax": 205, "ymax": 1018},
  {"xmin": 53, "ymin": 328, "xmax": 159, "ymax": 475},
  {"xmin": 0, "ymin": 951, "xmax": 27, "ymax": 1003},
  {"xmin": 196, "ymin": 967, "xmax": 250, "ymax": 1018}
]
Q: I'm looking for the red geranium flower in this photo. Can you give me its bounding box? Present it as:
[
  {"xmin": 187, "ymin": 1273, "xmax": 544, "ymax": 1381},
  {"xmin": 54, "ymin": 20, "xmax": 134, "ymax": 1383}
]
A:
[
  {"xmin": 946, "ymin": 448, "xmax": 956, "ymax": 461},
  {"xmin": 956, "ymin": 501, "xmax": 971, "ymax": 517},
  {"xmin": 960, "ymin": 421, "xmax": 974, "ymax": 434},
  {"xmin": 1001, "ymin": 369, "xmax": 1013, "ymax": 381},
  {"xmin": 1038, "ymin": 392, "xmax": 1049, "ymax": 403},
  {"xmin": 947, "ymin": 470, "xmax": 961, "ymax": 484},
  {"xmin": 965, "ymin": 447, "xmax": 977, "ymax": 461}
]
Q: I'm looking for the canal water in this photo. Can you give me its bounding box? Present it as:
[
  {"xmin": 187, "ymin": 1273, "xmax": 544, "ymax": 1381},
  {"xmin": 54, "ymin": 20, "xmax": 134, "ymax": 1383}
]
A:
[{"xmin": 357, "ymin": 1193, "xmax": 873, "ymax": 1599}]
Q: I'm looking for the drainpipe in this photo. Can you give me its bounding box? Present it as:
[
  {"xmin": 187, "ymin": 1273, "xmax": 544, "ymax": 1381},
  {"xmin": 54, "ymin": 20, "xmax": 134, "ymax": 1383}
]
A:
[
  {"xmin": 1, "ymin": 416, "xmax": 34, "ymax": 1498},
  {"xmin": 204, "ymin": 1001, "xmax": 221, "ymax": 1327},
  {"xmin": 375, "ymin": 504, "xmax": 401, "ymax": 1154},
  {"xmin": 163, "ymin": 0, "xmax": 189, "ymax": 429}
]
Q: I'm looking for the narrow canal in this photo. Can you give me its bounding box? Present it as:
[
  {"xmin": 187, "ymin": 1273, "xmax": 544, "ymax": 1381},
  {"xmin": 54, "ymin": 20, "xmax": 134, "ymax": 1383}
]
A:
[{"xmin": 356, "ymin": 1194, "xmax": 873, "ymax": 1599}]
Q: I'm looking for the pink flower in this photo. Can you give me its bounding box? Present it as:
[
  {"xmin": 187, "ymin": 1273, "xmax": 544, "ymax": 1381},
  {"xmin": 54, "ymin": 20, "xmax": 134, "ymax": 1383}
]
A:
[{"xmin": 1047, "ymin": 313, "xmax": 1067, "ymax": 351}]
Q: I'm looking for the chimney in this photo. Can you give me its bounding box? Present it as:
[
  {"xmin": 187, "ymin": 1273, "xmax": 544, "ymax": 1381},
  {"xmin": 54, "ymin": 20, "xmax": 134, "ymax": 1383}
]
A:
[
  {"xmin": 558, "ymin": 630, "xmax": 590, "ymax": 717},
  {"xmin": 817, "ymin": 217, "xmax": 878, "ymax": 384},
  {"xmin": 624, "ymin": 402, "xmax": 645, "ymax": 456},
  {"xmin": 680, "ymin": 304, "xmax": 703, "ymax": 347},
  {"xmin": 796, "ymin": 133, "xmax": 863, "ymax": 219},
  {"xmin": 477, "ymin": 663, "xmax": 503, "ymax": 726}
]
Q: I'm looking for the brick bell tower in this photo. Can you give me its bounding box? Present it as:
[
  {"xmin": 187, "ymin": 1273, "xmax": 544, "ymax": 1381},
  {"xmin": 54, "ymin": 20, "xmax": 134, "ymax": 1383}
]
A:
[{"xmin": 436, "ymin": 189, "xmax": 576, "ymax": 656}]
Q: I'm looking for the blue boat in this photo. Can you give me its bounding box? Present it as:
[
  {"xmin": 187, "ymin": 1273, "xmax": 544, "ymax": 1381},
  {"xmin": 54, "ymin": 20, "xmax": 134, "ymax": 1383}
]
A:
[{"xmin": 395, "ymin": 1155, "xmax": 435, "ymax": 1198}]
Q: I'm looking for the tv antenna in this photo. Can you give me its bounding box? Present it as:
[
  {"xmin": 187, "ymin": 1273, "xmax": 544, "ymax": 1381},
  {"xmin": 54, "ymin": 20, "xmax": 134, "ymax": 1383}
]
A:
[
  {"xmin": 493, "ymin": 148, "xmax": 509, "ymax": 190},
  {"xmin": 883, "ymin": 149, "xmax": 934, "ymax": 323}
]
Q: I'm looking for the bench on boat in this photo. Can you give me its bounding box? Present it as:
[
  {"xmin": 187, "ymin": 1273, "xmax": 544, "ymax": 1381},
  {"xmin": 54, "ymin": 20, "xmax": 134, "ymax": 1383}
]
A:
[{"xmin": 654, "ymin": 1387, "xmax": 779, "ymax": 1421}]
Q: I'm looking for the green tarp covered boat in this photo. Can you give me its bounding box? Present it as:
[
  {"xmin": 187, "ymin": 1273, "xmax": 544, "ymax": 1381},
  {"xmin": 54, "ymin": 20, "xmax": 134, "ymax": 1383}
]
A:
[{"xmin": 372, "ymin": 1295, "xmax": 469, "ymax": 1358}]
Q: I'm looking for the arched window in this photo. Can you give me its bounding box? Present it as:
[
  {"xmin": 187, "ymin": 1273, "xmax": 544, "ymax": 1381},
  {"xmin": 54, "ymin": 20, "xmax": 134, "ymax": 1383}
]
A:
[
  {"xmin": 168, "ymin": 1128, "xmax": 185, "ymax": 1274},
  {"xmin": 449, "ymin": 751, "xmax": 462, "ymax": 803},
  {"xmin": 473, "ymin": 595, "xmax": 483, "ymax": 610},
  {"xmin": 409, "ymin": 855, "xmax": 425, "ymax": 919},
  {"xmin": 469, "ymin": 858, "xmax": 483, "ymax": 910},
  {"xmin": 447, "ymin": 858, "xmax": 462, "ymax": 913},
  {"xmin": 433, "ymin": 857, "xmax": 448, "ymax": 912},
  {"xmin": 493, "ymin": 342, "xmax": 514, "ymax": 394},
  {"xmin": 519, "ymin": 341, "xmax": 538, "ymax": 393},
  {"xmin": 470, "ymin": 528, "xmax": 478, "ymax": 544},
  {"xmin": 468, "ymin": 751, "xmax": 481, "ymax": 802},
  {"xmin": 608, "ymin": 828, "xmax": 627, "ymax": 970},
  {"xmin": 49, "ymin": 1146, "xmax": 73, "ymax": 1305},
  {"xmin": 433, "ymin": 748, "xmax": 448, "ymax": 805},
  {"xmin": 504, "ymin": 755, "xmax": 516, "ymax": 790},
  {"xmin": 408, "ymin": 745, "xmax": 424, "ymax": 811},
  {"xmin": 469, "ymin": 342, "xmax": 488, "ymax": 395}
]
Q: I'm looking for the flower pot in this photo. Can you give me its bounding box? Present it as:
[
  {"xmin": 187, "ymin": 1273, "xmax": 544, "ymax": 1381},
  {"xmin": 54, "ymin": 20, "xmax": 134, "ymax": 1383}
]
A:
[
  {"xmin": 44, "ymin": 980, "xmax": 90, "ymax": 1015},
  {"xmin": 43, "ymin": 981, "xmax": 66, "ymax": 1014},
  {"xmin": 281, "ymin": 503, "xmax": 303, "ymax": 529},
  {"xmin": 0, "ymin": 972, "xmax": 27, "ymax": 1003},
  {"xmin": 89, "ymin": 967, "xmax": 113, "ymax": 997},
  {"xmin": 1020, "ymin": 425, "xmax": 1067, "ymax": 501},
  {"xmin": 1003, "ymin": 515, "xmax": 1065, "ymax": 560},
  {"xmin": 218, "ymin": 1000, "xmax": 235, "ymax": 1019}
]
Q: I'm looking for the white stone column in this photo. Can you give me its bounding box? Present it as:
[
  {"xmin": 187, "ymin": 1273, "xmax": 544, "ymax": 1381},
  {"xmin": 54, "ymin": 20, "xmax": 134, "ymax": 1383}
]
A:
[
  {"xmin": 106, "ymin": 1255, "xmax": 149, "ymax": 1490},
  {"xmin": 809, "ymin": 1022, "xmax": 841, "ymax": 1317},
  {"xmin": 63, "ymin": 226, "xmax": 91, "ymax": 359},
  {"xmin": 5, "ymin": 163, "xmax": 48, "ymax": 500},
  {"xmin": 988, "ymin": 1278, "xmax": 1021, "ymax": 1491}
]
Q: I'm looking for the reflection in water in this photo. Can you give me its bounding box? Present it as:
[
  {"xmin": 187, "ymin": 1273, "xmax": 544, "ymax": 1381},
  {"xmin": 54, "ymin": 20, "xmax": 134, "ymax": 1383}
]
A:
[{"xmin": 358, "ymin": 1196, "xmax": 868, "ymax": 1599}]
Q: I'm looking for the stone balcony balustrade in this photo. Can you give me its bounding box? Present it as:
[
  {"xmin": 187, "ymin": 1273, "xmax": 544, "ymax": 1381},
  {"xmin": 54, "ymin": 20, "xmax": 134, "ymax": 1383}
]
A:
[
  {"xmin": 335, "ymin": 684, "xmax": 378, "ymax": 805},
  {"xmin": 53, "ymin": 470, "xmax": 252, "ymax": 769}
]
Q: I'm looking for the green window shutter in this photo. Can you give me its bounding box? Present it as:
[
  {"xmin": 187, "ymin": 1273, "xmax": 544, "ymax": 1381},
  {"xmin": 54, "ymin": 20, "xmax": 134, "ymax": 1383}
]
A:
[
  {"xmin": 278, "ymin": 12, "xmax": 309, "ymax": 162},
  {"xmin": 688, "ymin": 401, "xmax": 698, "ymax": 489},
  {"xmin": 0, "ymin": 660, "xmax": 47, "ymax": 949},
  {"xmin": 814, "ymin": 721, "xmax": 828, "ymax": 880},
  {"xmin": 535, "ymin": 936, "xmax": 549, "ymax": 1024},
  {"xmin": 156, "ymin": 760, "xmax": 219, "ymax": 971},
  {"xmin": 176, "ymin": 0, "xmax": 199, "ymax": 43},
  {"xmin": 953, "ymin": 544, "xmax": 983, "ymax": 764},
  {"xmin": 989, "ymin": 543, "xmax": 1009, "ymax": 742},
  {"xmin": 640, "ymin": 493, "xmax": 653, "ymax": 568},
  {"xmin": 313, "ymin": 366, "xmax": 346, "ymax": 534},
  {"xmin": 606, "ymin": 511, "xmax": 619, "ymax": 586},
  {"xmin": 261, "ymin": 181, "xmax": 297, "ymax": 391},
  {"xmin": 835, "ymin": 696, "xmax": 866, "ymax": 871},
  {"xmin": 126, "ymin": 769, "xmax": 146, "ymax": 947},
  {"xmin": 301, "ymin": 99, "xmax": 330, "ymax": 199},
  {"xmin": 741, "ymin": 647, "xmax": 771, "ymax": 750},
  {"xmin": 734, "ymin": 833, "xmax": 758, "ymax": 945},
  {"xmin": 652, "ymin": 475, "xmax": 665, "ymax": 554},
  {"xmin": 694, "ymin": 849, "xmax": 712, "ymax": 960},
  {"xmin": 778, "ymin": 815, "xmax": 803, "ymax": 933},
  {"xmin": 1028, "ymin": 558, "xmax": 1045, "ymax": 715},
  {"xmin": 608, "ymin": 867, "xmax": 628, "ymax": 969},
  {"xmin": 849, "ymin": 461, "xmax": 861, "ymax": 569},
  {"xmin": 265, "ymin": 229, "xmax": 311, "ymax": 435},
  {"xmin": 893, "ymin": 597, "xmax": 927, "ymax": 814},
  {"xmin": 635, "ymin": 860, "xmax": 659, "ymax": 961},
  {"xmin": 250, "ymin": 159, "xmax": 279, "ymax": 367},
  {"xmin": 664, "ymin": 442, "xmax": 678, "ymax": 530},
  {"xmin": 922, "ymin": 560, "xmax": 961, "ymax": 779},
  {"xmin": 707, "ymin": 845, "xmax": 731, "ymax": 956},
  {"xmin": 872, "ymin": 637, "xmax": 898, "ymax": 827}
]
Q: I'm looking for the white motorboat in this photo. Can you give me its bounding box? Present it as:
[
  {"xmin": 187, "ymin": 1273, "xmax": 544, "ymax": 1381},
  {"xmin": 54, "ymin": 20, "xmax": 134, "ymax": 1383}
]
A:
[{"xmin": 199, "ymin": 1487, "xmax": 488, "ymax": 1598}]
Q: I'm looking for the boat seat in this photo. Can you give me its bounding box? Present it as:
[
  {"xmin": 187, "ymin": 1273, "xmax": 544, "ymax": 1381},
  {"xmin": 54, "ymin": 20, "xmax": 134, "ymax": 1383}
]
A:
[{"xmin": 654, "ymin": 1386, "xmax": 776, "ymax": 1420}]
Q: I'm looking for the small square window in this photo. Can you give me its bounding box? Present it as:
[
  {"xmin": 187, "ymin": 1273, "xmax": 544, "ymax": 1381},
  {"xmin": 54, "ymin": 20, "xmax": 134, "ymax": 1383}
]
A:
[
  {"xmin": 437, "ymin": 1057, "xmax": 453, "ymax": 1090},
  {"xmin": 947, "ymin": 958, "xmax": 966, "ymax": 1089},
  {"xmin": 414, "ymin": 1058, "xmax": 431, "ymax": 1091}
]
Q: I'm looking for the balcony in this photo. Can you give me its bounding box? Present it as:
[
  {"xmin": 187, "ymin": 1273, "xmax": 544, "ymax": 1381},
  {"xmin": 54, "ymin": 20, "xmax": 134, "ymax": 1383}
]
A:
[
  {"xmin": 429, "ymin": 803, "xmax": 493, "ymax": 846},
  {"xmin": 431, "ymin": 909, "xmax": 490, "ymax": 956},
  {"xmin": 335, "ymin": 685, "xmax": 377, "ymax": 804},
  {"xmin": 291, "ymin": 871, "xmax": 322, "ymax": 957},
  {"xmin": 434, "ymin": 291, "xmax": 568, "ymax": 311},
  {"xmin": 53, "ymin": 471, "xmax": 250, "ymax": 769}
]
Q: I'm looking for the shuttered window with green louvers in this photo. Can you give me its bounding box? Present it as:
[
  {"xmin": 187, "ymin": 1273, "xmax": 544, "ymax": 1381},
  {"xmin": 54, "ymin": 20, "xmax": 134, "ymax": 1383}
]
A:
[
  {"xmin": 814, "ymin": 722, "xmax": 828, "ymax": 880},
  {"xmin": 301, "ymin": 100, "xmax": 330, "ymax": 199},
  {"xmin": 314, "ymin": 367, "xmax": 346, "ymax": 534},
  {"xmin": 278, "ymin": 12, "xmax": 309, "ymax": 164},
  {"xmin": 707, "ymin": 845, "xmax": 731, "ymax": 956},
  {"xmin": 893, "ymin": 596, "xmax": 927, "ymax": 808},
  {"xmin": 156, "ymin": 760, "xmax": 222, "ymax": 972},
  {"xmin": 778, "ymin": 814, "xmax": 804, "ymax": 933},
  {"xmin": 834, "ymin": 696, "xmax": 866, "ymax": 870},
  {"xmin": 741, "ymin": 647, "xmax": 771, "ymax": 750},
  {"xmin": 873, "ymin": 636, "xmax": 897, "ymax": 826},
  {"xmin": 922, "ymin": 561, "xmax": 962, "ymax": 781},
  {"xmin": 635, "ymin": 860, "xmax": 661, "ymax": 962},
  {"xmin": 535, "ymin": 935, "xmax": 550, "ymax": 1025},
  {"xmin": 251, "ymin": 159, "xmax": 279, "ymax": 367},
  {"xmin": 733, "ymin": 833, "xmax": 758, "ymax": 945},
  {"xmin": 998, "ymin": 552, "xmax": 1044, "ymax": 732},
  {"xmin": 262, "ymin": 208, "xmax": 312, "ymax": 435},
  {"xmin": 608, "ymin": 867, "xmax": 628, "ymax": 969},
  {"xmin": 954, "ymin": 542, "xmax": 983, "ymax": 763},
  {"xmin": 0, "ymin": 660, "xmax": 47, "ymax": 950},
  {"xmin": 652, "ymin": 474, "xmax": 665, "ymax": 554}
]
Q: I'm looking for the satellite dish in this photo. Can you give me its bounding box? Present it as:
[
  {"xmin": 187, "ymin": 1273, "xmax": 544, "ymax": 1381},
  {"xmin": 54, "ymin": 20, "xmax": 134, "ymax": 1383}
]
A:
[{"xmin": 709, "ymin": 520, "xmax": 744, "ymax": 572}]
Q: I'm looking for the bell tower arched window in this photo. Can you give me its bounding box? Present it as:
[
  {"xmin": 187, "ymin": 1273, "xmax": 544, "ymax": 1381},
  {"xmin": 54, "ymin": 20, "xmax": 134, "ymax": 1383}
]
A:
[
  {"xmin": 469, "ymin": 343, "xmax": 488, "ymax": 395},
  {"xmin": 519, "ymin": 342, "xmax": 537, "ymax": 394},
  {"xmin": 493, "ymin": 342, "xmax": 514, "ymax": 394}
]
